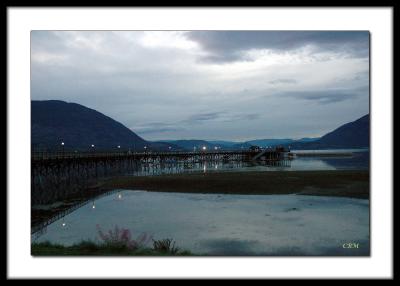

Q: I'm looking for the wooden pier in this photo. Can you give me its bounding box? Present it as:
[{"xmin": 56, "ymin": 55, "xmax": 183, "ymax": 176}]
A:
[{"xmin": 31, "ymin": 149, "xmax": 289, "ymax": 205}]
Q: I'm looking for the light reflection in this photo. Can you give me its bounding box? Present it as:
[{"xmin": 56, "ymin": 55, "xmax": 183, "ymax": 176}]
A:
[
  {"xmin": 92, "ymin": 201, "xmax": 96, "ymax": 209},
  {"xmin": 118, "ymin": 192, "xmax": 122, "ymax": 200}
]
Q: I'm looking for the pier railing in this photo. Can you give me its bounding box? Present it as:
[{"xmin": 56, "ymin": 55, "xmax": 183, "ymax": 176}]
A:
[{"xmin": 31, "ymin": 149, "xmax": 265, "ymax": 161}]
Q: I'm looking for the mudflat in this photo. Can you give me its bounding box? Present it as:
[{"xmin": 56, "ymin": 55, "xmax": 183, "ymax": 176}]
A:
[
  {"xmin": 104, "ymin": 170, "xmax": 369, "ymax": 199},
  {"xmin": 32, "ymin": 170, "xmax": 369, "ymax": 230}
]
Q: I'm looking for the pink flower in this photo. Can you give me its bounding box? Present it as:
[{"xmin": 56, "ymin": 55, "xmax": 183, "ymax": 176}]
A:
[{"xmin": 96, "ymin": 224, "xmax": 152, "ymax": 250}]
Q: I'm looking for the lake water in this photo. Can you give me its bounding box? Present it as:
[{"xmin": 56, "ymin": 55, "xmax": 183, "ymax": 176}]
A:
[
  {"xmin": 33, "ymin": 190, "xmax": 370, "ymax": 256},
  {"xmin": 130, "ymin": 149, "xmax": 369, "ymax": 176}
]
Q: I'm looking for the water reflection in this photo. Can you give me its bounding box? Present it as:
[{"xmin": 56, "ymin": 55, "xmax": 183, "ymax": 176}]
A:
[
  {"xmin": 320, "ymin": 151, "xmax": 369, "ymax": 170},
  {"xmin": 33, "ymin": 190, "xmax": 370, "ymax": 256},
  {"xmin": 127, "ymin": 150, "xmax": 368, "ymax": 176}
]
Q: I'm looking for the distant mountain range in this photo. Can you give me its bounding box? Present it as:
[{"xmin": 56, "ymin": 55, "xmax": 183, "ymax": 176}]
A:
[
  {"xmin": 156, "ymin": 115, "xmax": 369, "ymax": 150},
  {"xmin": 155, "ymin": 138, "xmax": 320, "ymax": 151},
  {"xmin": 246, "ymin": 138, "xmax": 319, "ymax": 147},
  {"xmin": 155, "ymin": 140, "xmax": 223, "ymax": 151},
  {"xmin": 31, "ymin": 100, "xmax": 369, "ymax": 151}
]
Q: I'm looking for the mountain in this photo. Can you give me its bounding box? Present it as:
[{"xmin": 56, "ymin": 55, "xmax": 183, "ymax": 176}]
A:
[
  {"xmin": 31, "ymin": 100, "xmax": 148, "ymax": 151},
  {"xmin": 246, "ymin": 139, "xmax": 294, "ymax": 147},
  {"xmin": 155, "ymin": 137, "xmax": 322, "ymax": 151},
  {"xmin": 287, "ymin": 114, "xmax": 370, "ymax": 150},
  {"xmin": 155, "ymin": 140, "xmax": 228, "ymax": 151},
  {"xmin": 161, "ymin": 115, "xmax": 368, "ymax": 151},
  {"xmin": 243, "ymin": 138, "xmax": 319, "ymax": 148},
  {"xmin": 231, "ymin": 142, "xmax": 253, "ymax": 150},
  {"xmin": 148, "ymin": 141, "xmax": 186, "ymax": 152},
  {"xmin": 296, "ymin": 137, "xmax": 320, "ymax": 143},
  {"xmin": 207, "ymin": 140, "xmax": 241, "ymax": 147}
]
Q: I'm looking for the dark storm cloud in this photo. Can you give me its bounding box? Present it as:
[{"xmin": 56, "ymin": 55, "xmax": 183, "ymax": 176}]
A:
[
  {"xmin": 183, "ymin": 111, "xmax": 261, "ymax": 124},
  {"xmin": 136, "ymin": 111, "xmax": 262, "ymax": 135},
  {"xmin": 187, "ymin": 112, "xmax": 222, "ymax": 123},
  {"xmin": 187, "ymin": 31, "xmax": 369, "ymax": 62},
  {"xmin": 133, "ymin": 122, "xmax": 186, "ymax": 135},
  {"xmin": 278, "ymin": 87, "xmax": 368, "ymax": 104}
]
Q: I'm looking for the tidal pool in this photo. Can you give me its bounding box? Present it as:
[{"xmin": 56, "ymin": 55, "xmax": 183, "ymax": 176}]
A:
[{"xmin": 32, "ymin": 190, "xmax": 370, "ymax": 256}]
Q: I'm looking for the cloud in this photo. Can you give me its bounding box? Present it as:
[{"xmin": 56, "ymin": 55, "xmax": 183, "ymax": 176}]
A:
[
  {"xmin": 31, "ymin": 31, "xmax": 369, "ymax": 140},
  {"xmin": 186, "ymin": 112, "xmax": 221, "ymax": 123},
  {"xmin": 132, "ymin": 122, "xmax": 186, "ymax": 135},
  {"xmin": 183, "ymin": 111, "xmax": 261, "ymax": 125},
  {"xmin": 187, "ymin": 31, "xmax": 369, "ymax": 63},
  {"xmin": 277, "ymin": 87, "xmax": 367, "ymax": 104},
  {"xmin": 269, "ymin": 79, "xmax": 298, "ymax": 85}
]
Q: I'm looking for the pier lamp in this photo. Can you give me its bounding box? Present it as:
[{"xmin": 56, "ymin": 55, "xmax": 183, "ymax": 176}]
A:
[
  {"xmin": 214, "ymin": 146, "xmax": 218, "ymax": 150},
  {"xmin": 202, "ymin": 146, "xmax": 207, "ymax": 151},
  {"xmin": 61, "ymin": 142, "xmax": 65, "ymax": 155},
  {"xmin": 144, "ymin": 146, "xmax": 147, "ymax": 152},
  {"xmin": 169, "ymin": 146, "xmax": 172, "ymax": 151},
  {"xmin": 117, "ymin": 145, "xmax": 121, "ymax": 149},
  {"xmin": 61, "ymin": 218, "xmax": 66, "ymax": 227}
]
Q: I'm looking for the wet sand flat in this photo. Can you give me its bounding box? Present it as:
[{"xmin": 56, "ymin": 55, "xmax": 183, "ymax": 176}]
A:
[{"xmin": 104, "ymin": 170, "xmax": 369, "ymax": 199}]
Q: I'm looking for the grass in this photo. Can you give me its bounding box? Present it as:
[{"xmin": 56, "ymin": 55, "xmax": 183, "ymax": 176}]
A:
[
  {"xmin": 152, "ymin": 238, "xmax": 181, "ymax": 254},
  {"xmin": 31, "ymin": 240, "xmax": 192, "ymax": 256}
]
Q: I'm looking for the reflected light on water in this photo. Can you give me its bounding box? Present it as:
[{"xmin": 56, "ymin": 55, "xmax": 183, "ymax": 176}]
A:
[
  {"xmin": 92, "ymin": 202, "xmax": 96, "ymax": 209},
  {"xmin": 35, "ymin": 191, "xmax": 370, "ymax": 255}
]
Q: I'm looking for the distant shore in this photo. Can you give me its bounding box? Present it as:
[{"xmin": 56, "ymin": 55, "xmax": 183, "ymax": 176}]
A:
[{"xmin": 104, "ymin": 170, "xmax": 369, "ymax": 199}]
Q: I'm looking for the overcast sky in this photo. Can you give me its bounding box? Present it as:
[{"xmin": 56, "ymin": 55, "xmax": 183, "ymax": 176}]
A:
[{"xmin": 31, "ymin": 31, "xmax": 369, "ymax": 141}]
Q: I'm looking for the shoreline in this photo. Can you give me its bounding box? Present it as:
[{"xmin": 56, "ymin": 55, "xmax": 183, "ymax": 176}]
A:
[
  {"xmin": 32, "ymin": 170, "xmax": 369, "ymax": 231},
  {"xmin": 103, "ymin": 170, "xmax": 369, "ymax": 199}
]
